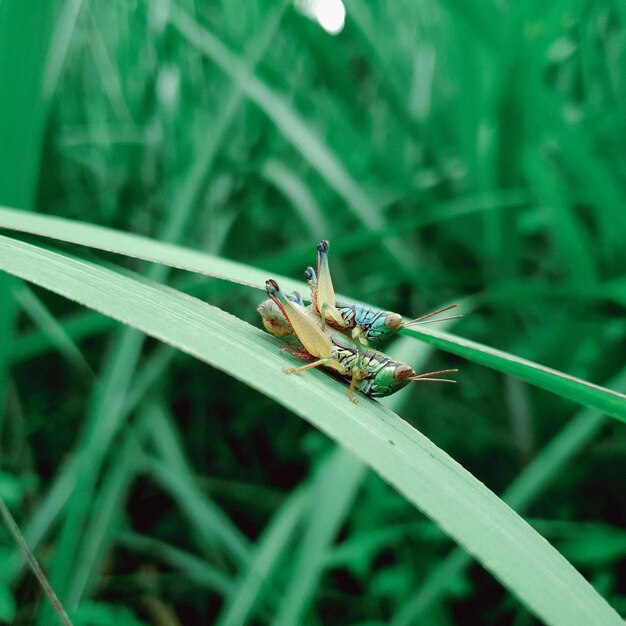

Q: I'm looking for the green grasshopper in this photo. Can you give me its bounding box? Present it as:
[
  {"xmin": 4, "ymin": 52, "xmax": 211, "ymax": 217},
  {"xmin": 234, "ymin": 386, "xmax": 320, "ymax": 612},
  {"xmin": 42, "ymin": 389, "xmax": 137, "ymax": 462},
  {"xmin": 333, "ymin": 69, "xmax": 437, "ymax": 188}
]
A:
[
  {"xmin": 262, "ymin": 279, "xmax": 457, "ymax": 402},
  {"xmin": 307, "ymin": 240, "xmax": 460, "ymax": 346}
]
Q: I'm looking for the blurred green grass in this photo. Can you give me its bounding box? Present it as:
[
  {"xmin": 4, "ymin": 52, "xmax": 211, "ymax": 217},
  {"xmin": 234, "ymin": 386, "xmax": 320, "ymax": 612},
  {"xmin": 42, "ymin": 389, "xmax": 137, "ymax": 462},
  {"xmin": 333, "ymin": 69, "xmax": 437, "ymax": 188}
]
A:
[{"xmin": 1, "ymin": 1, "xmax": 626, "ymax": 625}]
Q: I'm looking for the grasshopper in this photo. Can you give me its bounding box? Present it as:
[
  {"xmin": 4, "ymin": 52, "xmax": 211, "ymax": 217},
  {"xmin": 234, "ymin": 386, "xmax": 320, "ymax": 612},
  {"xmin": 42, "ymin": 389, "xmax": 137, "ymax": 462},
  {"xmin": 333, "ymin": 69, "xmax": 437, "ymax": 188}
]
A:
[
  {"xmin": 307, "ymin": 240, "xmax": 460, "ymax": 346},
  {"xmin": 262, "ymin": 279, "xmax": 457, "ymax": 402}
]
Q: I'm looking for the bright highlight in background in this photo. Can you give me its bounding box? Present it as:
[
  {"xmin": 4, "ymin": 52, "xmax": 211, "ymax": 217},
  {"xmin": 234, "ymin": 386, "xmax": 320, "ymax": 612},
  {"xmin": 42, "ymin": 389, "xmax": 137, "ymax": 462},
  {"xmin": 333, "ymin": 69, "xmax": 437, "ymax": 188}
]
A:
[{"xmin": 295, "ymin": 0, "xmax": 346, "ymax": 35}]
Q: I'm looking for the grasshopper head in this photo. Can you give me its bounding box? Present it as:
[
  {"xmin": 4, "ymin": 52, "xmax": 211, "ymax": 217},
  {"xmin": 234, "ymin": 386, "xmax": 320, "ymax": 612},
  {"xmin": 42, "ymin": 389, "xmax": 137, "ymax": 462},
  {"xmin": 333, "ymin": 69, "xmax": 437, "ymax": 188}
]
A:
[
  {"xmin": 257, "ymin": 299, "xmax": 293, "ymax": 337},
  {"xmin": 365, "ymin": 362, "xmax": 415, "ymax": 397},
  {"xmin": 358, "ymin": 312, "xmax": 402, "ymax": 344}
]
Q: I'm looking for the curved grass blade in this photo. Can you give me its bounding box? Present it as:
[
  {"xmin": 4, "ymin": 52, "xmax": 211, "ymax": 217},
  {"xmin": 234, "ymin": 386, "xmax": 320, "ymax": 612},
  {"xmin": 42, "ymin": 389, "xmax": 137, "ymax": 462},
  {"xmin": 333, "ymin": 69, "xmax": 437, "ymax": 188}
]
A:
[
  {"xmin": 391, "ymin": 368, "xmax": 626, "ymax": 625},
  {"xmin": 0, "ymin": 206, "xmax": 303, "ymax": 295},
  {"xmin": 215, "ymin": 487, "xmax": 307, "ymax": 626},
  {"xmin": 0, "ymin": 497, "xmax": 73, "ymax": 626},
  {"xmin": 405, "ymin": 326, "xmax": 626, "ymax": 424},
  {"xmin": 117, "ymin": 532, "xmax": 233, "ymax": 594},
  {"xmin": 273, "ymin": 449, "xmax": 365, "ymax": 626},
  {"xmin": 0, "ymin": 233, "xmax": 622, "ymax": 626},
  {"xmin": 11, "ymin": 281, "xmax": 94, "ymax": 378},
  {"xmin": 1, "ymin": 206, "xmax": 624, "ymax": 425}
]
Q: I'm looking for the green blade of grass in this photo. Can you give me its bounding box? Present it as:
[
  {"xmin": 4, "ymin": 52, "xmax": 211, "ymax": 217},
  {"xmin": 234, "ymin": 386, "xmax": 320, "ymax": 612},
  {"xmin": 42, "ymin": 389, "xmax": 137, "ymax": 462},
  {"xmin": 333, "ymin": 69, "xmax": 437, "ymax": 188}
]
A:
[
  {"xmin": 1, "ymin": 205, "xmax": 624, "ymax": 425},
  {"xmin": 273, "ymin": 448, "xmax": 365, "ymax": 626},
  {"xmin": 10, "ymin": 281, "xmax": 94, "ymax": 378},
  {"xmin": 0, "ymin": 273, "xmax": 18, "ymax": 412},
  {"xmin": 405, "ymin": 326, "xmax": 626, "ymax": 423},
  {"xmin": 261, "ymin": 158, "xmax": 331, "ymax": 241},
  {"xmin": 0, "ymin": 193, "xmax": 527, "ymax": 302},
  {"xmin": 0, "ymin": 205, "xmax": 298, "ymax": 293},
  {"xmin": 116, "ymin": 532, "xmax": 233, "ymax": 595},
  {"xmin": 215, "ymin": 489, "xmax": 308, "ymax": 626},
  {"xmin": 65, "ymin": 418, "xmax": 142, "ymax": 606},
  {"xmin": 0, "ymin": 233, "xmax": 622, "ymax": 626},
  {"xmin": 391, "ymin": 368, "xmax": 626, "ymax": 625},
  {"xmin": 0, "ymin": 497, "xmax": 72, "ymax": 626},
  {"xmin": 143, "ymin": 403, "xmax": 251, "ymax": 566}
]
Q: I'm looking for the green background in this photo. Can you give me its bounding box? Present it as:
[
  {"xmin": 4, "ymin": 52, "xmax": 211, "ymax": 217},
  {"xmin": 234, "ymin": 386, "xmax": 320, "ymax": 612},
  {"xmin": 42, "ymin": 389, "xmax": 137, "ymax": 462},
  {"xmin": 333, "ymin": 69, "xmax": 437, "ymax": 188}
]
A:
[{"xmin": 1, "ymin": 1, "xmax": 625, "ymax": 624}]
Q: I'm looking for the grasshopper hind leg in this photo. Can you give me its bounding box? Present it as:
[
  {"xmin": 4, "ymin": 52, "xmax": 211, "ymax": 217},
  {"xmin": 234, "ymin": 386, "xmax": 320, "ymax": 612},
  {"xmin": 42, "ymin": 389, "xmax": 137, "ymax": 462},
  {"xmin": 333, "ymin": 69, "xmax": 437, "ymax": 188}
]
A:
[
  {"xmin": 284, "ymin": 359, "xmax": 327, "ymax": 375},
  {"xmin": 284, "ymin": 357, "xmax": 347, "ymax": 376},
  {"xmin": 279, "ymin": 344, "xmax": 314, "ymax": 360}
]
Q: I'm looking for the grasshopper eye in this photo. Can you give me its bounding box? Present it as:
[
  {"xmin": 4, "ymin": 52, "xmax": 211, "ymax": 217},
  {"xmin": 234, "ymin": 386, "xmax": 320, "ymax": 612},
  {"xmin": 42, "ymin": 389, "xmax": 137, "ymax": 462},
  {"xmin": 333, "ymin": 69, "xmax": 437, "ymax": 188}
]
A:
[
  {"xmin": 394, "ymin": 363, "xmax": 415, "ymax": 381},
  {"xmin": 385, "ymin": 313, "xmax": 403, "ymax": 330},
  {"xmin": 266, "ymin": 279, "xmax": 280, "ymax": 294}
]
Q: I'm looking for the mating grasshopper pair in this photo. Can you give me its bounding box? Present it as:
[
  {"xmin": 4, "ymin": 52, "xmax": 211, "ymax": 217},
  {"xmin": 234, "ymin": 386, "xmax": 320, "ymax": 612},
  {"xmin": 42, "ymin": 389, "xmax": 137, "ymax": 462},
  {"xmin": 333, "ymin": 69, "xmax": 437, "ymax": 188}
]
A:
[{"xmin": 258, "ymin": 241, "xmax": 459, "ymax": 402}]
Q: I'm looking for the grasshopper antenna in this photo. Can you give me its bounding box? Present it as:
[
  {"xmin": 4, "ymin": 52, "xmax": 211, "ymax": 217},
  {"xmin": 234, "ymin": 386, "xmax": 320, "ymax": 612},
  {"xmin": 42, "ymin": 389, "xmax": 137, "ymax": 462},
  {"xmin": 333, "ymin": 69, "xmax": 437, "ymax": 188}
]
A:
[
  {"xmin": 403, "ymin": 304, "xmax": 462, "ymax": 328},
  {"xmin": 410, "ymin": 368, "xmax": 458, "ymax": 383}
]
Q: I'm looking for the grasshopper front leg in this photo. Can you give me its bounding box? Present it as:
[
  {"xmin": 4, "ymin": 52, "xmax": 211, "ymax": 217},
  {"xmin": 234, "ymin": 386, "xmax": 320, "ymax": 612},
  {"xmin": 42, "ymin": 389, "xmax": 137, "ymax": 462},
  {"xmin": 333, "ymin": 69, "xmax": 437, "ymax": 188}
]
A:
[{"xmin": 346, "ymin": 365, "xmax": 366, "ymax": 404}]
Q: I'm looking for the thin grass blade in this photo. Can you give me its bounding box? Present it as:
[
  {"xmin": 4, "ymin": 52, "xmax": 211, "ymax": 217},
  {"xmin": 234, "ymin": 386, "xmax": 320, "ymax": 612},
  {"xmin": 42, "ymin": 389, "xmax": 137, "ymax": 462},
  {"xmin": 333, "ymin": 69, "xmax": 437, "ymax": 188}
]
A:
[
  {"xmin": 405, "ymin": 326, "xmax": 626, "ymax": 423},
  {"xmin": 0, "ymin": 234, "xmax": 622, "ymax": 626}
]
